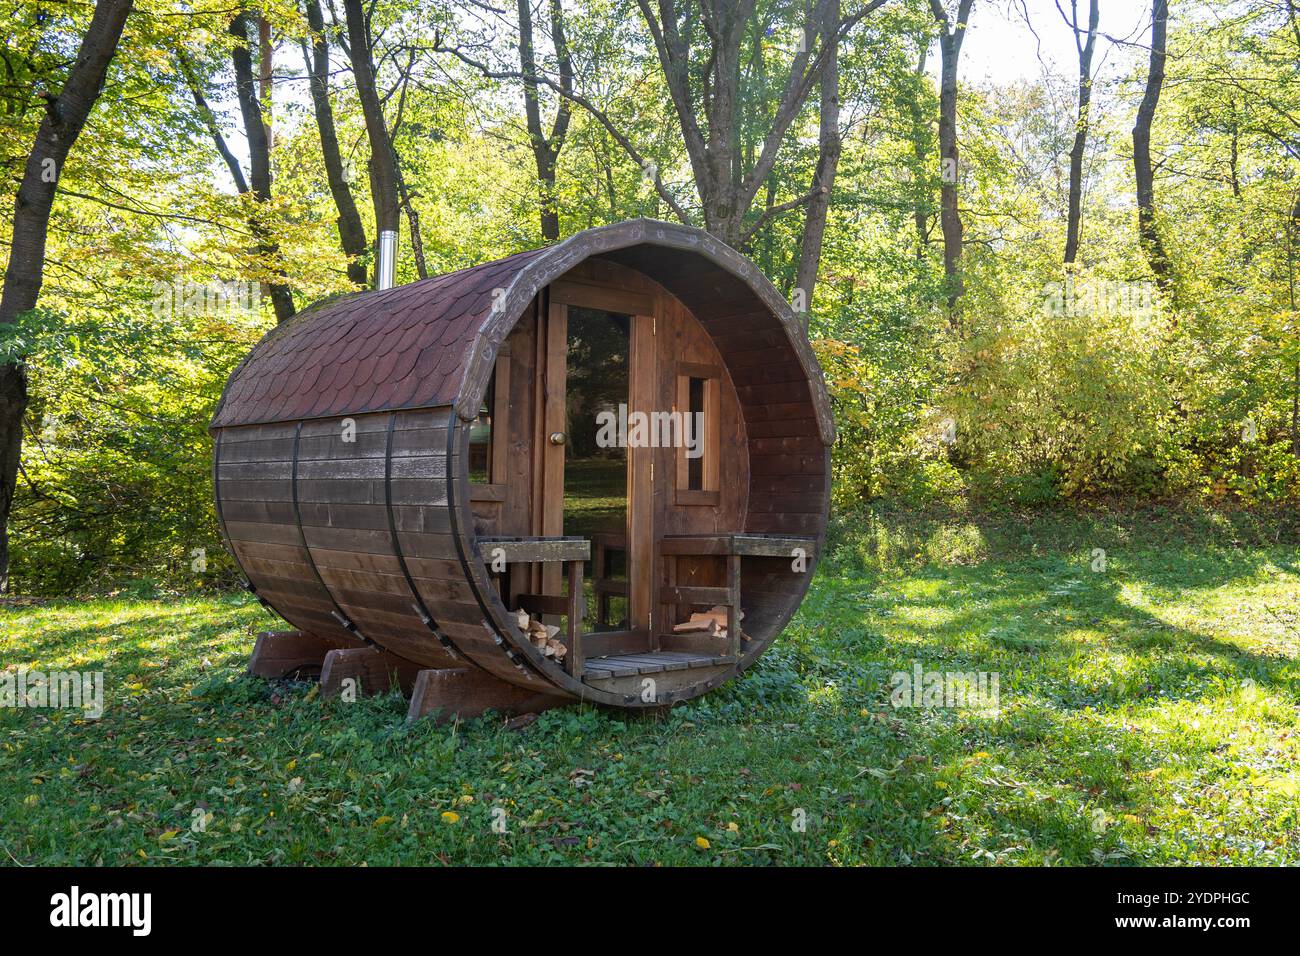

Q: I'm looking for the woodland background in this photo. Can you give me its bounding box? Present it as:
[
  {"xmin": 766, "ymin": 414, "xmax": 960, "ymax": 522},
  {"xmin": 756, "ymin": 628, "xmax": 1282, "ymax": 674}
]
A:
[{"xmin": 2, "ymin": 0, "xmax": 1298, "ymax": 596}]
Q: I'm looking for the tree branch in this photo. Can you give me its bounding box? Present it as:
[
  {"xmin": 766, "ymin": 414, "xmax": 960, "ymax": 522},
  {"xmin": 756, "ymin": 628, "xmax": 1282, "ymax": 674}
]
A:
[{"xmin": 433, "ymin": 37, "xmax": 693, "ymax": 223}]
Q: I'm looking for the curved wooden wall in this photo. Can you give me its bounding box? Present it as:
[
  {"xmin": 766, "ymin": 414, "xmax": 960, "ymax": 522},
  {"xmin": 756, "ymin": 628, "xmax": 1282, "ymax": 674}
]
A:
[{"xmin": 216, "ymin": 407, "xmax": 568, "ymax": 693}]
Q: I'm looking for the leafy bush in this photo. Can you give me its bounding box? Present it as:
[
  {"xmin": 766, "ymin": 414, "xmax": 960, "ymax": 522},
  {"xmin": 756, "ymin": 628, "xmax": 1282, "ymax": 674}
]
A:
[{"xmin": 3, "ymin": 298, "xmax": 257, "ymax": 594}]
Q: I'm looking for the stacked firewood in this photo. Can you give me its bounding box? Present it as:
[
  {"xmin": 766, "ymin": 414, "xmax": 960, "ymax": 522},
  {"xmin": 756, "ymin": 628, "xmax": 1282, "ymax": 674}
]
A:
[
  {"xmin": 513, "ymin": 608, "xmax": 567, "ymax": 660},
  {"xmin": 672, "ymin": 605, "xmax": 745, "ymax": 641}
]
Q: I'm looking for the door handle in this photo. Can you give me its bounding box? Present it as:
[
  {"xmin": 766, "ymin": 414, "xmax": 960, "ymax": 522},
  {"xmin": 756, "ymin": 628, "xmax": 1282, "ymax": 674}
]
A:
[{"xmin": 549, "ymin": 431, "xmax": 566, "ymax": 446}]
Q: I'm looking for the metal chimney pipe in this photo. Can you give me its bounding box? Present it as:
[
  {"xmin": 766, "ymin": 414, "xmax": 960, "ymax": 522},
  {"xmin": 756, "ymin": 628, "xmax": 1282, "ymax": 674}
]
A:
[{"xmin": 376, "ymin": 229, "xmax": 398, "ymax": 291}]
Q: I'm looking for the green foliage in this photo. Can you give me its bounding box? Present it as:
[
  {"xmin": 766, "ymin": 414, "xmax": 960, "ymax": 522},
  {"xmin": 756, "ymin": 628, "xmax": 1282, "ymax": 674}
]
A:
[
  {"xmin": 808, "ymin": 1, "xmax": 1300, "ymax": 510},
  {"xmin": 3, "ymin": 296, "xmax": 260, "ymax": 594},
  {"xmin": 948, "ymin": 269, "xmax": 1176, "ymax": 499}
]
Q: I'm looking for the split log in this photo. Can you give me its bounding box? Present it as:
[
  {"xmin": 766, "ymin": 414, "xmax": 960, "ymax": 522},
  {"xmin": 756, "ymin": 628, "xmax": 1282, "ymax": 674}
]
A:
[{"xmin": 671, "ymin": 605, "xmax": 743, "ymax": 639}]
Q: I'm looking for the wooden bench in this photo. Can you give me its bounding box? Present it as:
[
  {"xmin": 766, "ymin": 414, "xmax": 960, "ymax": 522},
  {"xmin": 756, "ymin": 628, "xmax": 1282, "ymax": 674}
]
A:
[
  {"xmin": 658, "ymin": 533, "xmax": 817, "ymax": 658},
  {"xmin": 479, "ymin": 536, "xmax": 589, "ymax": 676}
]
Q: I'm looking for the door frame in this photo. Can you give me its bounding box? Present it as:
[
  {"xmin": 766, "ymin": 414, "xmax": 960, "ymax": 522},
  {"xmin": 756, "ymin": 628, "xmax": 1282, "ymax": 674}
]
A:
[{"xmin": 535, "ymin": 279, "xmax": 657, "ymax": 635}]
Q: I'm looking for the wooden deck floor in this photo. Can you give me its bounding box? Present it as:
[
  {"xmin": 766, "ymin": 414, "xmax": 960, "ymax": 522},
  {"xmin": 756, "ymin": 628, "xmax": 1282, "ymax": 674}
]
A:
[{"xmin": 580, "ymin": 651, "xmax": 733, "ymax": 682}]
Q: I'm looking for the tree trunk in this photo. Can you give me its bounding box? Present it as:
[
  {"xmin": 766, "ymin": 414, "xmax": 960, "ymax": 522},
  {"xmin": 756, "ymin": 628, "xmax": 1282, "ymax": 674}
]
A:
[
  {"xmin": 931, "ymin": 0, "xmax": 974, "ymax": 318},
  {"xmin": 1133, "ymin": 0, "xmax": 1171, "ymax": 289},
  {"xmin": 258, "ymin": 12, "xmax": 274, "ymax": 148},
  {"xmin": 794, "ymin": 0, "xmax": 842, "ymax": 319},
  {"xmin": 1293, "ymin": 356, "xmax": 1299, "ymax": 458},
  {"xmin": 303, "ymin": 0, "xmax": 368, "ymax": 286},
  {"xmin": 230, "ymin": 11, "xmax": 296, "ymax": 322},
  {"xmin": 911, "ymin": 44, "xmax": 931, "ymax": 260},
  {"xmin": 1064, "ymin": 0, "xmax": 1099, "ymax": 264},
  {"xmin": 177, "ymin": 50, "xmax": 249, "ymax": 194},
  {"xmin": 0, "ymin": 0, "xmax": 134, "ymax": 591},
  {"xmin": 387, "ymin": 49, "xmax": 429, "ymax": 280},
  {"xmin": 185, "ymin": 42, "xmax": 297, "ymax": 316},
  {"xmin": 342, "ymin": 0, "xmax": 401, "ymax": 282},
  {"xmin": 633, "ymin": 0, "xmax": 877, "ymax": 249},
  {"xmin": 1289, "ymin": 192, "xmax": 1299, "ymax": 457},
  {"xmin": 517, "ymin": 0, "xmax": 573, "ymax": 242},
  {"xmin": 704, "ymin": 9, "xmax": 743, "ymax": 244},
  {"xmin": 441, "ymin": 0, "xmax": 885, "ymax": 251},
  {"xmin": 396, "ymin": 168, "xmax": 429, "ymax": 280},
  {"xmin": 0, "ymin": 362, "xmax": 25, "ymax": 593}
]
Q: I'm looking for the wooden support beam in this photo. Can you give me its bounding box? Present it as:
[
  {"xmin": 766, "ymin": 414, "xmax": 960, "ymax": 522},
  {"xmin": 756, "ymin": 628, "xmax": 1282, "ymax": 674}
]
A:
[
  {"xmin": 406, "ymin": 667, "xmax": 570, "ymax": 724},
  {"xmin": 660, "ymin": 551, "xmax": 677, "ymax": 652},
  {"xmin": 320, "ymin": 646, "xmax": 424, "ymax": 699},
  {"xmin": 726, "ymin": 553, "xmax": 741, "ymax": 659},
  {"xmin": 566, "ymin": 557, "xmax": 584, "ymax": 677},
  {"xmin": 246, "ymin": 630, "xmax": 353, "ymax": 680},
  {"xmin": 594, "ymin": 535, "xmax": 608, "ymax": 628}
]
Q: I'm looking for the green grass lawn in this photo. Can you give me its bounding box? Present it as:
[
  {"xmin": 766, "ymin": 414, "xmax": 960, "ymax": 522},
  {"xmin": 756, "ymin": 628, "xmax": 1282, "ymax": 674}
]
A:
[{"xmin": 2, "ymin": 508, "xmax": 1298, "ymax": 866}]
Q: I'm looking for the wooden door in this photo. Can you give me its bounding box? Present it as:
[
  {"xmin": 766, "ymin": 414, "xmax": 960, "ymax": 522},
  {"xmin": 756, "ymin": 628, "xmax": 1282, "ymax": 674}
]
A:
[
  {"xmin": 534, "ymin": 298, "xmax": 567, "ymax": 601},
  {"xmin": 536, "ymin": 281, "xmax": 656, "ymax": 637},
  {"xmin": 626, "ymin": 310, "xmax": 655, "ymax": 635}
]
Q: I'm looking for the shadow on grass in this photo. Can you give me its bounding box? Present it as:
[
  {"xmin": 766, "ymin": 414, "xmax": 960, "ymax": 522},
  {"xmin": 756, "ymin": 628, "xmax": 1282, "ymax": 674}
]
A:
[
  {"xmin": 779, "ymin": 539, "xmax": 1300, "ymax": 863},
  {"xmin": 840, "ymin": 548, "xmax": 1296, "ymax": 699},
  {"xmin": 827, "ymin": 501, "xmax": 1300, "ymax": 574}
]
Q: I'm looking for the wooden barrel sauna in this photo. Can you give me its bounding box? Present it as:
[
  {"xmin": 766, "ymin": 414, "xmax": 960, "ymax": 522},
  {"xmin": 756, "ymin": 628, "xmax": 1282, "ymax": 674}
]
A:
[{"xmin": 211, "ymin": 219, "xmax": 834, "ymax": 710}]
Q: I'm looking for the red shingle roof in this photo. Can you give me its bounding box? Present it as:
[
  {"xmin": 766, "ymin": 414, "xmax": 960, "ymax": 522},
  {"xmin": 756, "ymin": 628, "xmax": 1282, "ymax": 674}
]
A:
[
  {"xmin": 211, "ymin": 248, "xmax": 547, "ymax": 428},
  {"xmin": 211, "ymin": 220, "xmax": 834, "ymax": 444}
]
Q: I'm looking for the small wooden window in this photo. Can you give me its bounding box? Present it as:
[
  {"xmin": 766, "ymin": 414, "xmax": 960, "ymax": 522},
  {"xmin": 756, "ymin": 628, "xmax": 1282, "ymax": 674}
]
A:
[
  {"xmin": 675, "ymin": 362, "xmax": 721, "ymax": 505},
  {"xmin": 469, "ymin": 349, "xmax": 510, "ymax": 498},
  {"xmin": 467, "ymin": 377, "xmax": 494, "ymax": 483}
]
